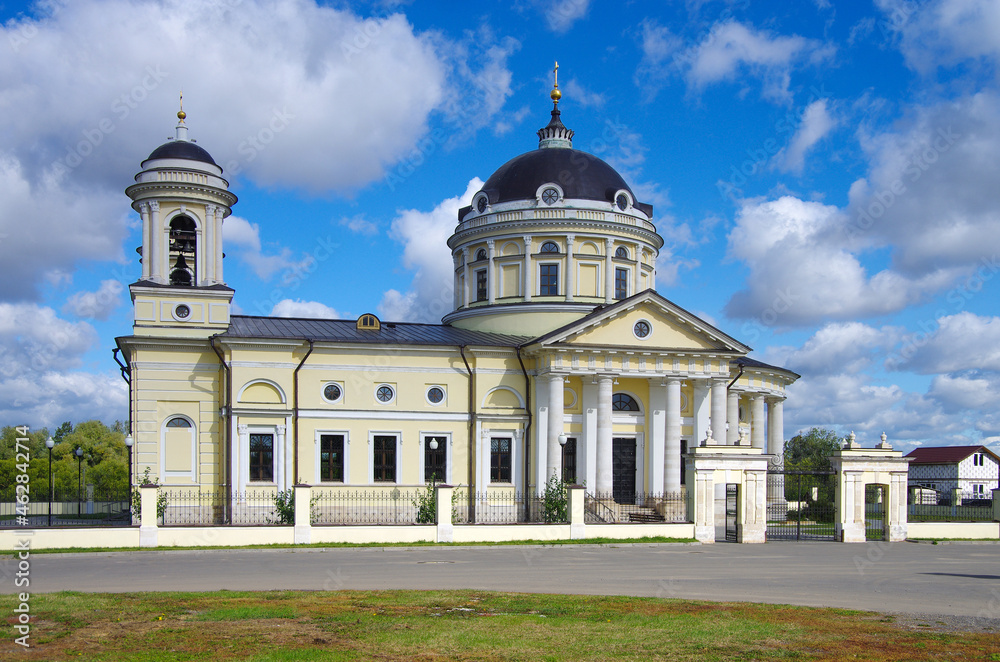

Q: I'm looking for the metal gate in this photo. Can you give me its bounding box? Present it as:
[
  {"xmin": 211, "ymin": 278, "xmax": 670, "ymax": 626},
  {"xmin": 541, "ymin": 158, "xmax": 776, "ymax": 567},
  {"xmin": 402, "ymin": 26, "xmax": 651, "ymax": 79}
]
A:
[
  {"xmin": 866, "ymin": 484, "xmax": 885, "ymax": 541},
  {"xmin": 766, "ymin": 468, "xmax": 837, "ymax": 541},
  {"xmin": 612, "ymin": 437, "xmax": 636, "ymax": 504},
  {"xmin": 725, "ymin": 484, "xmax": 738, "ymax": 542}
]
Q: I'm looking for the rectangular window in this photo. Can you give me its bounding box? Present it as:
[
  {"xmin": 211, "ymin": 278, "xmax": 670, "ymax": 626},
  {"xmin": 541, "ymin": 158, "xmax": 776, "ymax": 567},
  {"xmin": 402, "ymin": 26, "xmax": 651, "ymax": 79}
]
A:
[
  {"xmin": 249, "ymin": 433, "xmax": 274, "ymax": 482},
  {"xmin": 539, "ymin": 264, "xmax": 559, "ymax": 296},
  {"xmin": 320, "ymin": 434, "xmax": 344, "ymax": 482},
  {"xmin": 490, "ymin": 437, "xmax": 512, "ymax": 483},
  {"xmin": 562, "ymin": 437, "xmax": 577, "ymax": 484},
  {"xmin": 614, "ymin": 267, "xmax": 629, "ymax": 300},
  {"xmin": 476, "ymin": 269, "xmax": 487, "ymax": 301},
  {"xmin": 973, "ymin": 484, "xmax": 984, "ymax": 496},
  {"xmin": 974, "ymin": 453, "xmax": 984, "ymax": 466},
  {"xmin": 373, "ymin": 435, "xmax": 396, "ymax": 482},
  {"xmin": 424, "ymin": 436, "xmax": 447, "ymax": 483}
]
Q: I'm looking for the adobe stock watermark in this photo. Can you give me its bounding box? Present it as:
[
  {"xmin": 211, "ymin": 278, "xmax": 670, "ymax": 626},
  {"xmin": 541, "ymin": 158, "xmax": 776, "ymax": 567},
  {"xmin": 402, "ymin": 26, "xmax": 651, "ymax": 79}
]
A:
[
  {"xmin": 853, "ymin": 539, "xmax": 894, "ymax": 575},
  {"xmin": 739, "ymin": 287, "xmax": 800, "ymax": 345},
  {"xmin": 7, "ymin": 17, "xmax": 37, "ymax": 53},
  {"xmin": 50, "ymin": 65, "xmax": 169, "ymax": 177},
  {"xmin": 844, "ymin": 126, "xmax": 959, "ymax": 240},
  {"xmin": 223, "ymin": 107, "xmax": 295, "ymax": 177}
]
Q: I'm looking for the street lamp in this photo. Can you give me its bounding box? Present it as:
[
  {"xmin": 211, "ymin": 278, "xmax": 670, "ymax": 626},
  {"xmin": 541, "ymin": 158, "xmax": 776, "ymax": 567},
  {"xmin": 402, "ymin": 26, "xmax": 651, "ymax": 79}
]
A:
[
  {"xmin": 558, "ymin": 434, "xmax": 568, "ymax": 482},
  {"xmin": 125, "ymin": 434, "xmax": 134, "ymax": 520},
  {"xmin": 45, "ymin": 437, "xmax": 54, "ymax": 527},
  {"xmin": 75, "ymin": 447, "xmax": 83, "ymax": 518},
  {"xmin": 428, "ymin": 438, "xmax": 439, "ymax": 483}
]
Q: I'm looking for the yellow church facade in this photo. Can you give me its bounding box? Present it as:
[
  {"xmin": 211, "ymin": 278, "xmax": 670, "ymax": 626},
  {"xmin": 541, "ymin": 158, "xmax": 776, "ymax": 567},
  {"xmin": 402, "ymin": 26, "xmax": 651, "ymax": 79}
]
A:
[{"xmin": 115, "ymin": 90, "xmax": 798, "ymax": 510}]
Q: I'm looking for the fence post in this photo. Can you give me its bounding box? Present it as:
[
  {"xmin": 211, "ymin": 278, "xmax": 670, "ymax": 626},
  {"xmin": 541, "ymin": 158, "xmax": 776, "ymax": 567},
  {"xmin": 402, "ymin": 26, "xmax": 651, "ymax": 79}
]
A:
[
  {"xmin": 993, "ymin": 489, "xmax": 1000, "ymax": 523},
  {"xmin": 435, "ymin": 484, "xmax": 454, "ymax": 543},
  {"xmin": 568, "ymin": 485, "xmax": 585, "ymax": 539},
  {"xmin": 139, "ymin": 484, "xmax": 158, "ymax": 548},
  {"xmin": 294, "ymin": 484, "xmax": 312, "ymax": 544}
]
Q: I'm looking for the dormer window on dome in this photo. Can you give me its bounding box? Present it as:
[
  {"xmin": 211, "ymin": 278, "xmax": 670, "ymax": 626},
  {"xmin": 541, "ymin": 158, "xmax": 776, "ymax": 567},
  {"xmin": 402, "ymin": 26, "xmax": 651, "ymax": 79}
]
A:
[
  {"xmin": 357, "ymin": 313, "xmax": 380, "ymax": 331},
  {"xmin": 536, "ymin": 183, "xmax": 564, "ymax": 206}
]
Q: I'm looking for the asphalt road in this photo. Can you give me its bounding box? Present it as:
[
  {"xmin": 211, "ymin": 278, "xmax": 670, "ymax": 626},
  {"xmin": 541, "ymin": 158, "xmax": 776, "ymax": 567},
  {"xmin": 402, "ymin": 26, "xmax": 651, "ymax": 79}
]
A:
[{"xmin": 4, "ymin": 541, "xmax": 999, "ymax": 618}]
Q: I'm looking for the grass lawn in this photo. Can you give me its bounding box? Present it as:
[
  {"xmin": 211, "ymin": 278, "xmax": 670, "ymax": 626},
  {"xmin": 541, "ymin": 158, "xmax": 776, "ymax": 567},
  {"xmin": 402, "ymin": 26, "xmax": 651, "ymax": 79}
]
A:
[{"xmin": 4, "ymin": 590, "xmax": 999, "ymax": 661}]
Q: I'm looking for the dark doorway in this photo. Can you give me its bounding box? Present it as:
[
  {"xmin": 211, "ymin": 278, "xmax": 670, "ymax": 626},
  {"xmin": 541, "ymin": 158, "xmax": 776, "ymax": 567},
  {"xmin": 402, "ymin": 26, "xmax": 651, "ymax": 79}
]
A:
[
  {"xmin": 612, "ymin": 437, "xmax": 636, "ymax": 504},
  {"xmin": 562, "ymin": 437, "xmax": 577, "ymax": 484},
  {"xmin": 866, "ymin": 484, "xmax": 886, "ymax": 541}
]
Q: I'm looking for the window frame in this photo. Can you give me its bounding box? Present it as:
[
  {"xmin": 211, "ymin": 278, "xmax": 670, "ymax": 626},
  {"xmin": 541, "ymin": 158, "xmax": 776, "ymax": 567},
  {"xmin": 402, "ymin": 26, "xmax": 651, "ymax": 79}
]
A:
[
  {"xmin": 374, "ymin": 383, "xmax": 396, "ymax": 405},
  {"xmin": 370, "ymin": 433, "xmax": 400, "ymax": 483},
  {"xmin": 425, "ymin": 385, "xmax": 446, "ymax": 406},
  {"xmin": 318, "ymin": 433, "xmax": 345, "ymax": 483},
  {"xmin": 612, "ymin": 393, "xmax": 641, "ymax": 412},
  {"xmin": 315, "ymin": 430, "xmax": 350, "ymax": 484},
  {"xmin": 561, "ymin": 436, "xmax": 577, "ymax": 484},
  {"xmin": 422, "ymin": 434, "xmax": 450, "ymax": 484},
  {"xmin": 475, "ymin": 268, "xmax": 487, "ymax": 301},
  {"xmin": 539, "ymin": 241, "xmax": 560, "ymax": 253},
  {"xmin": 539, "ymin": 263, "xmax": 559, "ymax": 296},
  {"xmin": 248, "ymin": 432, "xmax": 275, "ymax": 483},
  {"xmin": 490, "ymin": 437, "xmax": 513, "ymax": 484},
  {"xmin": 614, "ymin": 266, "xmax": 629, "ymax": 300},
  {"xmin": 322, "ymin": 381, "xmax": 344, "ymax": 404}
]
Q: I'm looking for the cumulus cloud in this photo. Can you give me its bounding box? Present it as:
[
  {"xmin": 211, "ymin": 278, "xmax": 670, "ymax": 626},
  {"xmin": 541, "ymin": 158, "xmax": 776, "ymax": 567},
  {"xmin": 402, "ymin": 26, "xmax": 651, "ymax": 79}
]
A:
[
  {"xmin": 876, "ymin": 0, "xmax": 1000, "ymax": 74},
  {"xmin": 270, "ymin": 299, "xmax": 340, "ymax": 319},
  {"xmin": 223, "ymin": 215, "xmax": 315, "ymax": 280},
  {"xmin": 63, "ymin": 280, "xmax": 125, "ymax": 320},
  {"xmin": 378, "ymin": 178, "xmax": 481, "ymax": 322},
  {"xmin": 888, "ymin": 312, "xmax": 1000, "ymax": 374},
  {"xmin": 763, "ymin": 322, "xmax": 900, "ymax": 376},
  {"xmin": 643, "ymin": 20, "xmax": 834, "ymax": 103},
  {"xmin": 775, "ymin": 98, "xmax": 837, "ymax": 173},
  {"xmin": 338, "ymin": 215, "xmax": 379, "ymax": 236}
]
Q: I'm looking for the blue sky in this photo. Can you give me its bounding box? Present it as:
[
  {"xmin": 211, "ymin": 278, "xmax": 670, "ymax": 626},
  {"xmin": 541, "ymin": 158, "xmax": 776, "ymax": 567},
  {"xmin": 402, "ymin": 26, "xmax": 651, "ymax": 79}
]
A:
[{"xmin": 1, "ymin": 0, "xmax": 999, "ymax": 453}]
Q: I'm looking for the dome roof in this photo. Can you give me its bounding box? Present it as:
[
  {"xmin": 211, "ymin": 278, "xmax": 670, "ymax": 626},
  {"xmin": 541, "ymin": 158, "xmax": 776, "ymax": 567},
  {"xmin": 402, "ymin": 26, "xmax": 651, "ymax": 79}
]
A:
[
  {"xmin": 480, "ymin": 147, "xmax": 635, "ymax": 206},
  {"xmin": 146, "ymin": 139, "xmax": 217, "ymax": 166}
]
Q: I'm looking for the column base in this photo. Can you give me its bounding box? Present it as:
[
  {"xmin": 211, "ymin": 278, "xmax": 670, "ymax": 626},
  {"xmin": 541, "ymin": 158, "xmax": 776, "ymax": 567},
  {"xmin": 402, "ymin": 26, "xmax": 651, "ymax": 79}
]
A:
[
  {"xmin": 888, "ymin": 524, "xmax": 907, "ymax": 542},
  {"xmin": 737, "ymin": 523, "xmax": 766, "ymax": 544},
  {"xmin": 139, "ymin": 525, "xmax": 158, "ymax": 548},
  {"xmin": 694, "ymin": 525, "xmax": 715, "ymax": 544},
  {"xmin": 837, "ymin": 522, "xmax": 865, "ymax": 543},
  {"xmin": 294, "ymin": 524, "xmax": 311, "ymax": 544}
]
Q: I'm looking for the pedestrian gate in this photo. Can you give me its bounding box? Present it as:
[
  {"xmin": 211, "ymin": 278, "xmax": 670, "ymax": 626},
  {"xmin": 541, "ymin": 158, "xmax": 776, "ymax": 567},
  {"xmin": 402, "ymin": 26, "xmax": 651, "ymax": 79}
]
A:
[
  {"xmin": 766, "ymin": 468, "xmax": 837, "ymax": 541},
  {"xmin": 725, "ymin": 484, "xmax": 738, "ymax": 542}
]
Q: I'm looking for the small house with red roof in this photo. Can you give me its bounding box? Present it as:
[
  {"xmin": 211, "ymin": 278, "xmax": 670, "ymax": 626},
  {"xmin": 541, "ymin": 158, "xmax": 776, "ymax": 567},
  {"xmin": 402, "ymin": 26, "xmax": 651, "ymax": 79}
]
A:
[{"xmin": 905, "ymin": 445, "xmax": 999, "ymax": 500}]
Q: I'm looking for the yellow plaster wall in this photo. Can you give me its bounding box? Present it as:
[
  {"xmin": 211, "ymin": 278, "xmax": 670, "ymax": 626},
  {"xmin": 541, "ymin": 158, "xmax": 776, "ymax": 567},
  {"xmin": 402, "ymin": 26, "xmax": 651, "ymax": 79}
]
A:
[{"xmin": 563, "ymin": 305, "xmax": 719, "ymax": 349}]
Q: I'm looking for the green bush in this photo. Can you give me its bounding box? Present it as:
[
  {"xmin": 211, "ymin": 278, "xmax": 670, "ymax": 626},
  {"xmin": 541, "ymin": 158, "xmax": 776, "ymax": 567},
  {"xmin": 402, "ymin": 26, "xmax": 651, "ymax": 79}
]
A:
[{"xmin": 541, "ymin": 475, "xmax": 568, "ymax": 523}]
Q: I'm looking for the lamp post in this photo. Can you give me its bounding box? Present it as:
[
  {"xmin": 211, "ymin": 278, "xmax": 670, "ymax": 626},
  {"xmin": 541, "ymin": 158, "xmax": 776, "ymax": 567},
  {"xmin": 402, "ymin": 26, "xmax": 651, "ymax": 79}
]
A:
[
  {"xmin": 428, "ymin": 438, "xmax": 439, "ymax": 484},
  {"xmin": 125, "ymin": 434, "xmax": 134, "ymax": 519},
  {"xmin": 45, "ymin": 437, "xmax": 54, "ymax": 527},
  {"xmin": 75, "ymin": 447, "xmax": 83, "ymax": 518},
  {"xmin": 558, "ymin": 434, "xmax": 568, "ymax": 482}
]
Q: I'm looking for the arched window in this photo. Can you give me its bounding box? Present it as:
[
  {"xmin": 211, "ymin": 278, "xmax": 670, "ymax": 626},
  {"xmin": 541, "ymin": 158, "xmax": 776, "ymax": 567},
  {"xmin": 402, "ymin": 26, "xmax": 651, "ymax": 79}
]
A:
[
  {"xmin": 166, "ymin": 416, "xmax": 191, "ymax": 427},
  {"xmin": 612, "ymin": 393, "xmax": 640, "ymax": 412},
  {"xmin": 476, "ymin": 248, "xmax": 487, "ymax": 261},
  {"xmin": 169, "ymin": 216, "xmax": 197, "ymax": 286},
  {"xmin": 615, "ymin": 246, "xmax": 629, "ymax": 259},
  {"xmin": 540, "ymin": 241, "xmax": 559, "ymax": 253}
]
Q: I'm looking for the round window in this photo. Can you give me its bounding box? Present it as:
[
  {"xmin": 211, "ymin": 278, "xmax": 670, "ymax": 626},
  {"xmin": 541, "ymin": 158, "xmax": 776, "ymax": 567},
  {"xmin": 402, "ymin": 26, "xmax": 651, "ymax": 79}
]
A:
[
  {"xmin": 616, "ymin": 193, "xmax": 629, "ymax": 211},
  {"xmin": 174, "ymin": 304, "xmax": 191, "ymax": 319},
  {"xmin": 376, "ymin": 385, "xmax": 395, "ymax": 403},
  {"xmin": 633, "ymin": 320, "xmax": 651, "ymax": 338},
  {"xmin": 541, "ymin": 187, "xmax": 559, "ymax": 205},
  {"xmin": 427, "ymin": 386, "xmax": 444, "ymax": 404},
  {"xmin": 323, "ymin": 383, "xmax": 342, "ymax": 402},
  {"xmin": 477, "ymin": 196, "xmax": 487, "ymax": 213}
]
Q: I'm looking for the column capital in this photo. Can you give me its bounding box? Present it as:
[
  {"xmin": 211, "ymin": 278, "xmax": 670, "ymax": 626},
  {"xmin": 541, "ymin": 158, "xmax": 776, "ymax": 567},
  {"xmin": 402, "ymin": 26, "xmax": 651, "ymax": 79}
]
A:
[
  {"xmin": 138, "ymin": 201, "xmax": 150, "ymax": 213},
  {"xmin": 766, "ymin": 395, "xmax": 786, "ymax": 404},
  {"xmin": 522, "ymin": 235, "xmax": 532, "ymax": 248},
  {"xmin": 237, "ymin": 424, "xmax": 248, "ymax": 435},
  {"xmin": 566, "ymin": 234, "xmax": 575, "ymax": 244},
  {"xmin": 148, "ymin": 200, "xmax": 160, "ymax": 211},
  {"xmin": 462, "ymin": 247, "xmax": 469, "ymax": 257},
  {"xmin": 486, "ymin": 238, "xmax": 495, "ymax": 249},
  {"xmin": 276, "ymin": 424, "xmax": 286, "ymax": 434},
  {"xmin": 605, "ymin": 237, "xmax": 614, "ymax": 248}
]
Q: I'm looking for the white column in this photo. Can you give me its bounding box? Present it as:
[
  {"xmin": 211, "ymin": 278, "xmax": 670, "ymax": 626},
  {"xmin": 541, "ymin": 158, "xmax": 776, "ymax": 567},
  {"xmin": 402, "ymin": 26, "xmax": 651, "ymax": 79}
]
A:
[
  {"xmin": 750, "ymin": 395, "xmax": 766, "ymax": 450},
  {"xmin": 565, "ymin": 235, "xmax": 575, "ymax": 301},
  {"xmin": 216, "ymin": 207, "xmax": 225, "ymax": 284},
  {"xmin": 276, "ymin": 424, "xmax": 288, "ymax": 489},
  {"xmin": 767, "ymin": 398, "xmax": 784, "ymax": 456},
  {"xmin": 546, "ymin": 374, "xmax": 565, "ymax": 481},
  {"xmin": 486, "ymin": 239, "xmax": 496, "ymax": 305},
  {"xmin": 237, "ymin": 424, "xmax": 249, "ymax": 493},
  {"xmin": 139, "ymin": 202, "xmax": 151, "ymax": 281},
  {"xmin": 649, "ymin": 380, "xmax": 667, "ymax": 493},
  {"xmin": 727, "ymin": 391, "xmax": 740, "ymax": 445},
  {"xmin": 534, "ymin": 378, "xmax": 549, "ymax": 495},
  {"xmin": 604, "ymin": 238, "xmax": 614, "ymax": 303},
  {"xmin": 582, "ymin": 379, "xmax": 598, "ymax": 490},
  {"xmin": 204, "ymin": 204, "xmax": 216, "ymax": 285},
  {"xmin": 692, "ymin": 380, "xmax": 710, "ymax": 444},
  {"xmin": 710, "ymin": 379, "xmax": 727, "ymax": 446},
  {"xmin": 149, "ymin": 201, "xmax": 163, "ymax": 283},
  {"xmin": 195, "ymin": 225, "xmax": 205, "ymax": 287},
  {"xmin": 462, "ymin": 248, "xmax": 471, "ymax": 308},
  {"xmin": 596, "ymin": 375, "xmax": 613, "ymax": 495},
  {"xmin": 522, "ymin": 235, "xmax": 533, "ymax": 301},
  {"xmin": 633, "ymin": 242, "xmax": 641, "ymax": 295},
  {"xmin": 665, "ymin": 378, "xmax": 682, "ymax": 493}
]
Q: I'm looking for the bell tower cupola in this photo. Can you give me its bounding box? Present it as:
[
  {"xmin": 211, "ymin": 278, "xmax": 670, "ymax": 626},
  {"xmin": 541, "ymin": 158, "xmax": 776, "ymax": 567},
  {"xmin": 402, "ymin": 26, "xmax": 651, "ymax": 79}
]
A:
[{"xmin": 126, "ymin": 98, "xmax": 238, "ymax": 337}]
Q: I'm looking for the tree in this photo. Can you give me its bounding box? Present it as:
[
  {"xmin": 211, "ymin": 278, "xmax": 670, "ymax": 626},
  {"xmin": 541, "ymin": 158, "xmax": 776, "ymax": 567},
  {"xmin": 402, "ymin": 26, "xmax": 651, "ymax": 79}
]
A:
[
  {"xmin": 784, "ymin": 428, "xmax": 841, "ymax": 471},
  {"xmin": 53, "ymin": 421, "xmax": 73, "ymax": 443}
]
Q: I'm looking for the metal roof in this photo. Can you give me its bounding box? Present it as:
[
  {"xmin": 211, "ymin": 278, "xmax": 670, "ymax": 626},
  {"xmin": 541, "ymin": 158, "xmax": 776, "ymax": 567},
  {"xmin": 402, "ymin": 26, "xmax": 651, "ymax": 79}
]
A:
[
  {"xmin": 905, "ymin": 445, "xmax": 999, "ymax": 464},
  {"xmin": 222, "ymin": 315, "xmax": 532, "ymax": 347}
]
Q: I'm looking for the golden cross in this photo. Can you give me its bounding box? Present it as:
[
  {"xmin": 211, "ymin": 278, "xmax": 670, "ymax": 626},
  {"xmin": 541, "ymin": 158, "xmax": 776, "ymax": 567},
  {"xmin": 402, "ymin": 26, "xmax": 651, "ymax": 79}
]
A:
[{"xmin": 554, "ymin": 61, "xmax": 559, "ymax": 88}]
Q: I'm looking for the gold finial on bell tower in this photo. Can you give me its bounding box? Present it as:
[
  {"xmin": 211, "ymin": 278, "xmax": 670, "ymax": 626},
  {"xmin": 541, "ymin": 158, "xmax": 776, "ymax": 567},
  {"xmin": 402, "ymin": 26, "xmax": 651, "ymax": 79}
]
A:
[
  {"xmin": 177, "ymin": 91, "xmax": 186, "ymax": 123},
  {"xmin": 550, "ymin": 61, "xmax": 561, "ymax": 106}
]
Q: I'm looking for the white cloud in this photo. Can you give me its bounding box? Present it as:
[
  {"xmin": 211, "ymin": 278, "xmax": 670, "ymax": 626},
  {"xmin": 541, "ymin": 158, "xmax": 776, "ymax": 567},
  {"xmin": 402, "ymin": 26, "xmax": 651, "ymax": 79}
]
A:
[
  {"xmin": 762, "ymin": 322, "xmax": 899, "ymax": 376},
  {"xmin": 775, "ymin": 98, "xmax": 837, "ymax": 174},
  {"xmin": 62, "ymin": 280, "xmax": 125, "ymax": 320},
  {"xmin": 223, "ymin": 215, "xmax": 314, "ymax": 280},
  {"xmin": 888, "ymin": 312, "xmax": 1000, "ymax": 374},
  {"xmin": 877, "ymin": 0, "xmax": 1000, "ymax": 74},
  {"xmin": 270, "ymin": 299, "xmax": 340, "ymax": 319},
  {"xmin": 684, "ymin": 21, "xmax": 833, "ymax": 102},
  {"xmin": 0, "ymin": 303, "xmax": 99, "ymax": 376},
  {"xmin": 724, "ymin": 196, "xmax": 956, "ymax": 325},
  {"xmin": 338, "ymin": 215, "xmax": 379, "ymax": 236},
  {"xmin": 378, "ymin": 178, "xmax": 482, "ymax": 322},
  {"xmin": 562, "ymin": 79, "xmax": 604, "ymax": 108},
  {"xmin": 543, "ymin": 0, "xmax": 591, "ymax": 33}
]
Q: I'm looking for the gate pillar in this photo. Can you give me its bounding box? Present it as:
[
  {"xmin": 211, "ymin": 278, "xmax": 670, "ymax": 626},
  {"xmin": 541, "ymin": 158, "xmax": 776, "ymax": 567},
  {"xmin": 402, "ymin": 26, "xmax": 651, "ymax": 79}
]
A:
[
  {"xmin": 831, "ymin": 437, "xmax": 912, "ymax": 543},
  {"xmin": 685, "ymin": 445, "xmax": 771, "ymax": 543}
]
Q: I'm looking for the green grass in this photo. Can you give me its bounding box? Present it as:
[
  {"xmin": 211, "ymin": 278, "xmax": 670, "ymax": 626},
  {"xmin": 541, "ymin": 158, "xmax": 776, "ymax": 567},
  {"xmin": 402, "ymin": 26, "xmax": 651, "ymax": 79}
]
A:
[
  {"xmin": 2, "ymin": 590, "xmax": 997, "ymax": 661},
  {"xmin": 7, "ymin": 535, "xmax": 697, "ymax": 555}
]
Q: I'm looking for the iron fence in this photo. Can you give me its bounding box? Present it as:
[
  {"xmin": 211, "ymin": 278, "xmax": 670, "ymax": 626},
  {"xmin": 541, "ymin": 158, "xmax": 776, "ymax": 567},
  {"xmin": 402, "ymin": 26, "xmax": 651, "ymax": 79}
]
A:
[
  {"xmin": 313, "ymin": 488, "xmax": 427, "ymax": 525},
  {"xmin": 159, "ymin": 488, "xmax": 279, "ymax": 526},
  {"xmin": 452, "ymin": 489, "xmax": 556, "ymax": 523},
  {"xmin": 583, "ymin": 492, "xmax": 688, "ymax": 523},
  {"xmin": 908, "ymin": 479, "xmax": 997, "ymax": 522},
  {"xmin": 0, "ymin": 489, "xmax": 132, "ymax": 528}
]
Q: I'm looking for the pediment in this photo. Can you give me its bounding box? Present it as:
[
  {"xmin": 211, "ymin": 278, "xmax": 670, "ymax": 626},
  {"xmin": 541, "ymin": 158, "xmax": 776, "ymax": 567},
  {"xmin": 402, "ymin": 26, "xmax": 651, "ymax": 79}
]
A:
[{"xmin": 530, "ymin": 291, "xmax": 750, "ymax": 354}]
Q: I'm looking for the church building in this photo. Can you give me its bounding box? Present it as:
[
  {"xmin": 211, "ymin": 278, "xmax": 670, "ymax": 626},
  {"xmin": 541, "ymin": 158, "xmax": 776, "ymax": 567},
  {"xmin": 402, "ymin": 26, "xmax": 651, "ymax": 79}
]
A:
[{"xmin": 115, "ymin": 78, "xmax": 798, "ymax": 508}]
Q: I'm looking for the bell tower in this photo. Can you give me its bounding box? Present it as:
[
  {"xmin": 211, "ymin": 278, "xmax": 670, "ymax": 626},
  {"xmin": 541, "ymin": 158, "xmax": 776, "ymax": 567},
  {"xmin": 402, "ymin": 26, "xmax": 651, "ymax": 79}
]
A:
[{"xmin": 126, "ymin": 100, "xmax": 238, "ymax": 336}]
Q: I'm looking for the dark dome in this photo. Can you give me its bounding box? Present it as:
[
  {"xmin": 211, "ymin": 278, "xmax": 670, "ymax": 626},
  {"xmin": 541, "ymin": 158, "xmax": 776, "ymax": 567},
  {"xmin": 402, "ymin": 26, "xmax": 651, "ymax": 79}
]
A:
[
  {"xmin": 146, "ymin": 140, "xmax": 217, "ymax": 166},
  {"xmin": 481, "ymin": 148, "xmax": 634, "ymax": 205}
]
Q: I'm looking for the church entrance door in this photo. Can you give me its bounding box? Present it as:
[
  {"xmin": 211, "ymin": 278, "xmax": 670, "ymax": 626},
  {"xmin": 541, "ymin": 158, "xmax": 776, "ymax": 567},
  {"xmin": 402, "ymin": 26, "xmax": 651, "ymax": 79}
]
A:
[{"xmin": 612, "ymin": 437, "xmax": 636, "ymax": 504}]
